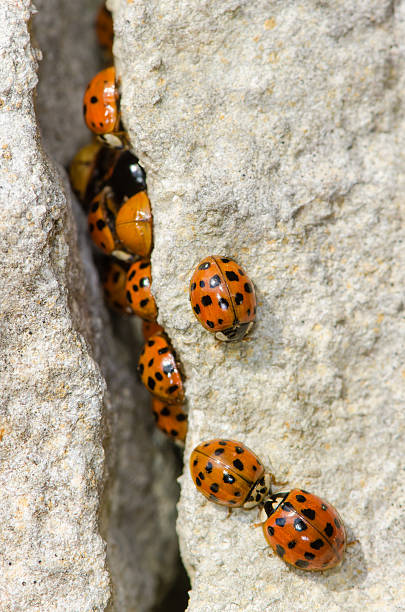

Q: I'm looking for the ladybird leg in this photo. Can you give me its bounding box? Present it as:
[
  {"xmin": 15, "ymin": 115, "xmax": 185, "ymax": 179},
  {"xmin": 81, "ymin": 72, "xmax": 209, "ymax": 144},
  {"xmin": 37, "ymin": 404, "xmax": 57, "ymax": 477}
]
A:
[{"xmin": 225, "ymin": 507, "xmax": 233, "ymax": 519}]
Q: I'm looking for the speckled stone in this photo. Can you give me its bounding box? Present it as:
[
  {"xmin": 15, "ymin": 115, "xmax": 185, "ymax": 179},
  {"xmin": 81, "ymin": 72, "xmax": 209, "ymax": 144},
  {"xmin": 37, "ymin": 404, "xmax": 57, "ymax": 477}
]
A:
[
  {"xmin": 0, "ymin": 1, "xmax": 179, "ymax": 610},
  {"xmin": 111, "ymin": 0, "xmax": 405, "ymax": 610}
]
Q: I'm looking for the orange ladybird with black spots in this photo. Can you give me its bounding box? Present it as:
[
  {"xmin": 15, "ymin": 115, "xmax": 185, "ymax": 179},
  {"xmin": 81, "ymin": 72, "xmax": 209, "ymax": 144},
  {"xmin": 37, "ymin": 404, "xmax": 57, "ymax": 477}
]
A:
[
  {"xmin": 189, "ymin": 256, "xmax": 256, "ymax": 341},
  {"xmin": 261, "ymin": 489, "xmax": 346, "ymax": 571},
  {"xmin": 190, "ymin": 439, "xmax": 272, "ymax": 509}
]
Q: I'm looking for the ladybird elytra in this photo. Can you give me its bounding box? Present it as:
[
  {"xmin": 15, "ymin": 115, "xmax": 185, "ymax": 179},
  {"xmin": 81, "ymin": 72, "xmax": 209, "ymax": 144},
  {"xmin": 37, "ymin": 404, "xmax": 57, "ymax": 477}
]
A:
[
  {"xmin": 87, "ymin": 188, "xmax": 116, "ymax": 255},
  {"xmin": 190, "ymin": 439, "xmax": 271, "ymax": 509},
  {"xmin": 95, "ymin": 3, "xmax": 113, "ymax": 54},
  {"xmin": 261, "ymin": 489, "xmax": 346, "ymax": 571},
  {"xmin": 69, "ymin": 141, "xmax": 103, "ymax": 204},
  {"xmin": 189, "ymin": 256, "xmax": 256, "ymax": 341},
  {"xmin": 125, "ymin": 260, "xmax": 157, "ymax": 321},
  {"xmin": 83, "ymin": 66, "xmax": 120, "ymax": 136},
  {"xmin": 151, "ymin": 397, "xmax": 188, "ymax": 442},
  {"xmin": 138, "ymin": 332, "xmax": 184, "ymax": 404},
  {"xmin": 115, "ymin": 191, "xmax": 152, "ymax": 258}
]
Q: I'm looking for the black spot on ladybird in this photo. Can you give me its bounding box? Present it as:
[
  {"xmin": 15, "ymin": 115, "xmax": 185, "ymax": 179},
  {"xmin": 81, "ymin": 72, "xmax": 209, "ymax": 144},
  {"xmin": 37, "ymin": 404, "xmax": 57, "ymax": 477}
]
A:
[
  {"xmin": 176, "ymin": 413, "xmax": 187, "ymax": 421},
  {"xmin": 310, "ymin": 539, "xmax": 324, "ymax": 550},
  {"xmin": 205, "ymin": 462, "xmax": 213, "ymax": 473},
  {"xmin": 155, "ymin": 372, "xmax": 163, "ymax": 381},
  {"xmin": 235, "ymin": 293, "xmax": 243, "ymax": 305},
  {"xmin": 190, "ymin": 282, "xmax": 196, "ymax": 291},
  {"xmin": 210, "ymin": 275, "xmax": 221, "ymax": 288},
  {"xmin": 233, "ymin": 459, "xmax": 244, "ymax": 471},
  {"xmin": 90, "ymin": 96, "xmax": 98, "ymax": 104},
  {"xmin": 128, "ymin": 270, "xmax": 136, "ymax": 281},
  {"xmin": 218, "ymin": 318, "xmax": 223, "ymax": 324},
  {"xmin": 221, "ymin": 258, "xmax": 230, "ymax": 263},
  {"xmin": 147, "ymin": 377, "xmax": 155, "ymax": 390},
  {"xmin": 138, "ymin": 363, "xmax": 144, "ymax": 375},
  {"xmin": 126, "ymin": 291, "xmax": 132, "ymax": 303},
  {"xmin": 139, "ymin": 262, "xmax": 149, "ymax": 269},
  {"xmin": 170, "ymin": 429, "xmax": 178, "ymax": 437},
  {"xmin": 201, "ymin": 295, "xmax": 212, "ymax": 306},
  {"xmin": 244, "ymin": 283, "xmax": 252, "ymax": 293},
  {"xmin": 234, "ymin": 491, "xmax": 241, "ymax": 497},
  {"xmin": 214, "ymin": 448, "xmax": 224, "ymax": 455},
  {"xmin": 218, "ymin": 298, "xmax": 229, "ymax": 310},
  {"xmin": 132, "ymin": 284, "xmax": 139, "ymax": 292},
  {"xmin": 296, "ymin": 494, "xmax": 306, "ymax": 503},
  {"xmin": 139, "ymin": 277, "xmax": 150, "ymax": 288},
  {"xmin": 196, "ymin": 477, "xmax": 201, "ymax": 487},
  {"xmin": 112, "ymin": 271, "xmax": 120, "ymax": 283},
  {"xmin": 334, "ymin": 518, "xmax": 341, "ymax": 529},
  {"xmin": 210, "ymin": 483, "xmax": 219, "ymax": 493},
  {"xmin": 199, "ymin": 280, "xmax": 205, "ymax": 288},
  {"xmin": 83, "ymin": 104, "xmax": 87, "ymax": 115},
  {"xmin": 324, "ymin": 523, "xmax": 334, "ymax": 537},
  {"xmin": 294, "ymin": 518, "xmax": 307, "ymax": 532},
  {"xmin": 302, "ymin": 508, "xmax": 316, "ymax": 520},
  {"xmin": 321, "ymin": 504, "xmax": 328, "ymax": 511},
  {"xmin": 160, "ymin": 406, "xmax": 170, "ymax": 416},
  {"xmin": 168, "ymin": 385, "xmax": 179, "ymax": 394},
  {"xmin": 193, "ymin": 304, "xmax": 201, "ymax": 315},
  {"xmin": 140, "ymin": 298, "xmax": 149, "ymax": 308},
  {"xmin": 276, "ymin": 545, "xmax": 285, "ymax": 558},
  {"xmin": 158, "ymin": 347, "xmax": 169, "ymax": 354},
  {"xmin": 163, "ymin": 363, "xmax": 175, "ymax": 375},
  {"xmin": 218, "ymin": 441, "xmax": 227, "ymax": 445},
  {"xmin": 267, "ymin": 525, "xmax": 274, "ymax": 536},
  {"xmin": 148, "ymin": 358, "xmax": 154, "ymax": 367},
  {"xmin": 288, "ymin": 540, "xmax": 296, "ymax": 549},
  {"xmin": 304, "ymin": 552, "xmax": 315, "ymax": 560},
  {"xmin": 147, "ymin": 340, "xmax": 155, "ymax": 346},
  {"xmin": 89, "ymin": 223, "xmax": 94, "ymax": 233},
  {"xmin": 295, "ymin": 560, "xmax": 309, "ymax": 568},
  {"xmin": 100, "ymin": 242, "xmax": 106, "ymax": 249},
  {"xmin": 235, "ymin": 446, "xmax": 244, "ymax": 454},
  {"xmin": 198, "ymin": 472, "xmax": 205, "ymax": 480},
  {"xmin": 275, "ymin": 517, "xmax": 286, "ymax": 527},
  {"xmin": 225, "ymin": 271, "xmax": 239, "ymax": 282},
  {"xmin": 96, "ymin": 219, "xmax": 106, "ymax": 230},
  {"xmin": 199, "ymin": 262, "xmax": 210, "ymax": 270},
  {"xmin": 223, "ymin": 473, "xmax": 235, "ymax": 484},
  {"xmin": 193, "ymin": 459, "xmax": 198, "ymax": 466},
  {"xmin": 206, "ymin": 320, "xmax": 214, "ymax": 328}
]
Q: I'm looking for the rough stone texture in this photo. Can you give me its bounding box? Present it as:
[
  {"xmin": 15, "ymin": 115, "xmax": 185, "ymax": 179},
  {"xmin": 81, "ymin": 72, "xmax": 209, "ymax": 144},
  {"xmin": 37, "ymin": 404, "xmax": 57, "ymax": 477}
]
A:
[
  {"xmin": 111, "ymin": 0, "xmax": 405, "ymax": 610},
  {"xmin": 0, "ymin": 1, "xmax": 179, "ymax": 610}
]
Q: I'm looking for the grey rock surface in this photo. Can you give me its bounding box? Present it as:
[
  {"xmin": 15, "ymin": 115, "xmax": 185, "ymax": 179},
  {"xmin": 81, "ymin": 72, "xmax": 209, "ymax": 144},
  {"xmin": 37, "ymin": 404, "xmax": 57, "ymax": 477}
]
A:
[
  {"xmin": 111, "ymin": 0, "xmax": 405, "ymax": 610},
  {"xmin": 0, "ymin": 1, "xmax": 180, "ymax": 610}
]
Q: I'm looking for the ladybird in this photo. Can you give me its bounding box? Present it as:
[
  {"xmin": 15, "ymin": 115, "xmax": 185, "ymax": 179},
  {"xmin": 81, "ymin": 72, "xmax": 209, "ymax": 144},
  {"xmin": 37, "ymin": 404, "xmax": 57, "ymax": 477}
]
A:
[
  {"xmin": 87, "ymin": 188, "xmax": 152, "ymax": 260},
  {"xmin": 261, "ymin": 489, "xmax": 346, "ymax": 571},
  {"xmin": 101, "ymin": 260, "xmax": 132, "ymax": 315},
  {"xmin": 189, "ymin": 256, "xmax": 256, "ymax": 341},
  {"xmin": 138, "ymin": 332, "xmax": 184, "ymax": 403},
  {"xmin": 115, "ymin": 191, "xmax": 152, "ymax": 258},
  {"xmin": 126, "ymin": 260, "xmax": 157, "ymax": 321},
  {"xmin": 190, "ymin": 439, "xmax": 271, "ymax": 509},
  {"xmin": 95, "ymin": 3, "xmax": 113, "ymax": 55},
  {"xmin": 83, "ymin": 67, "xmax": 125, "ymax": 148},
  {"xmin": 151, "ymin": 398, "xmax": 188, "ymax": 442},
  {"xmin": 142, "ymin": 320, "xmax": 164, "ymax": 341}
]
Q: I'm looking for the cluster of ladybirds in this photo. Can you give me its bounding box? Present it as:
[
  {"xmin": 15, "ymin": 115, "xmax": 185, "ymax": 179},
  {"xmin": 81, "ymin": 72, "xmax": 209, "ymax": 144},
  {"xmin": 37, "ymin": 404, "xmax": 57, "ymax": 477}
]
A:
[{"xmin": 69, "ymin": 3, "xmax": 347, "ymax": 575}]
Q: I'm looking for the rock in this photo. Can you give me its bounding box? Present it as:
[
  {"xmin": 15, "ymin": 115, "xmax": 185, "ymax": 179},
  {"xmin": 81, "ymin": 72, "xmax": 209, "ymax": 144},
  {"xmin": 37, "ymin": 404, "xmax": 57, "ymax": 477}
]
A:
[
  {"xmin": 0, "ymin": 1, "xmax": 179, "ymax": 610},
  {"xmin": 111, "ymin": 0, "xmax": 405, "ymax": 610}
]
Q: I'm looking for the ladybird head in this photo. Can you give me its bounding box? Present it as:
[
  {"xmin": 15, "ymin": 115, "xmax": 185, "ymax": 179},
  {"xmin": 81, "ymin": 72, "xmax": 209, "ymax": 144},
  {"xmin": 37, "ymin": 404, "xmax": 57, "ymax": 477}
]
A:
[
  {"xmin": 243, "ymin": 473, "xmax": 272, "ymax": 509},
  {"xmin": 263, "ymin": 492, "xmax": 290, "ymax": 517},
  {"xmin": 215, "ymin": 321, "xmax": 254, "ymax": 342}
]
